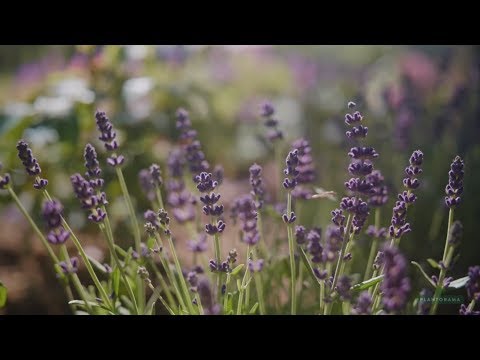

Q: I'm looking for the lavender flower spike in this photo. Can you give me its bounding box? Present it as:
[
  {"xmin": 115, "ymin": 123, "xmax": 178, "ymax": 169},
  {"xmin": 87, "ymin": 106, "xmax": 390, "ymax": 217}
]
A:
[
  {"xmin": 16, "ymin": 140, "xmax": 48, "ymax": 189},
  {"xmin": 0, "ymin": 163, "xmax": 11, "ymax": 189},
  {"xmin": 380, "ymin": 245, "xmax": 411, "ymax": 313},
  {"xmin": 41, "ymin": 199, "xmax": 70, "ymax": 245},
  {"xmin": 95, "ymin": 110, "xmax": 125, "ymax": 167},
  {"xmin": 445, "ymin": 155, "xmax": 464, "ymax": 208}
]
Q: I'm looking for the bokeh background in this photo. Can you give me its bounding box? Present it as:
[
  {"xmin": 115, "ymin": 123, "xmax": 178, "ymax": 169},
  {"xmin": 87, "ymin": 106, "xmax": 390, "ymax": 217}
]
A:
[{"xmin": 0, "ymin": 45, "xmax": 479, "ymax": 314}]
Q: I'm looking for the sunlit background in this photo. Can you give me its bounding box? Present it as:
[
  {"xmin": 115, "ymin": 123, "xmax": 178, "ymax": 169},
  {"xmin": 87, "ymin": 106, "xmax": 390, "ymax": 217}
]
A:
[{"xmin": 0, "ymin": 45, "xmax": 478, "ymax": 314}]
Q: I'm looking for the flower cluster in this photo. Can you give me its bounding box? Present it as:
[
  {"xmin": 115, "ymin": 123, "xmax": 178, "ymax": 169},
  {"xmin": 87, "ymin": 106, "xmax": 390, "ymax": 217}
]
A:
[
  {"xmin": 138, "ymin": 163, "xmax": 163, "ymax": 202},
  {"xmin": 261, "ymin": 102, "xmax": 283, "ymax": 143},
  {"xmin": 445, "ymin": 156, "xmax": 464, "ymax": 208},
  {"xmin": 295, "ymin": 226, "xmax": 323, "ymax": 263},
  {"xmin": 352, "ymin": 291, "xmax": 372, "ymax": 315},
  {"xmin": 231, "ymin": 195, "xmax": 259, "ymax": 245},
  {"xmin": 70, "ymin": 173, "xmax": 107, "ymax": 223},
  {"xmin": 194, "ymin": 172, "xmax": 225, "ymax": 235},
  {"xmin": 0, "ymin": 163, "xmax": 10, "ymax": 189},
  {"xmin": 59, "ymin": 257, "xmax": 79, "ymax": 275},
  {"xmin": 380, "ymin": 245, "xmax": 411, "ymax": 313},
  {"xmin": 389, "ymin": 150, "xmax": 423, "ymax": 239},
  {"xmin": 95, "ymin": 111, "xmax": 124, "ymax": 167},
  {"xmin": 291, "ymin": 138, "xmax": 316, "ymax": 199},
  {"xmin": 41, "ymin": 199, "xmax": 70, "ymax": 244},
  {"xmin": 197, "ymin": 277, "xmax": 221, "ymax": 315},
  {"xmin": 16, "ymin": 140, "xmax": 48, "ymax": 189},
  {"xmin": 249, "ymin": 163, "xmax": 265, "ymax": 209},
  {"xmin": 176, "ymin": 108, "xmax": 210, "ymax": 177}
]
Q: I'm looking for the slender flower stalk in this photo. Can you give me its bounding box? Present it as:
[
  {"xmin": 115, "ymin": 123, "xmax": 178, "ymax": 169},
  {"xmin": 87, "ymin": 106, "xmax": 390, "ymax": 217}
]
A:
[{"xmin": 430, "ymin": 156, "xmax": 464, "ymax": 315}]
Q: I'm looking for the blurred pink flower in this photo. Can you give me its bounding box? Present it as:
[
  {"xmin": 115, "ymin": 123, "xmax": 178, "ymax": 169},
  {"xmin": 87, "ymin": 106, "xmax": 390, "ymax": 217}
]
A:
[{"xmin": 400, "ymin": 52, "xmax": 438, "ymax": 92}]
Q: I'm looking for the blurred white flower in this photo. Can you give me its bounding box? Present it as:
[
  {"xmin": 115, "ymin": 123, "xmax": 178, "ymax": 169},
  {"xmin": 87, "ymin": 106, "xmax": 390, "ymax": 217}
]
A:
[
  {"xmin": 3, "ymin": 102, "xmax": 34, "ymax": 118},
  {"xmin": 124, "ymin": 45, "xmax": 149, "ymax": 61},
  {"xmin": 122, "ymin": 77, "xmax": 154, "ymax": 120},
  {"xmin": 53, "ymin": 78, "xmax": 95, "ymax": 104},
  {"xmin": 23, "ymin": 126, "xmax": 59, "ymax": 147},
  {"xmin": 33, "ymin": 96, "xmax": 73, "ymax": 118}
]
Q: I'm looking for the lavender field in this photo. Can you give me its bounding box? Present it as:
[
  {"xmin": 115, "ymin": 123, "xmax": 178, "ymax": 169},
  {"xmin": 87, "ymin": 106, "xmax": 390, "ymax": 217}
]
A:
[{"xmin": 0, "ymin": 45, "xmax": 479, "ymax": 315}]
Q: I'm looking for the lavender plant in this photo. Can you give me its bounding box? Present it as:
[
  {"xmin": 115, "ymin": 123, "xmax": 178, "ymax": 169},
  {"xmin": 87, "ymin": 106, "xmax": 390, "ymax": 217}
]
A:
[{"xmin": 1, "ymin": 101, "xmax": 478, "ymax": 316}]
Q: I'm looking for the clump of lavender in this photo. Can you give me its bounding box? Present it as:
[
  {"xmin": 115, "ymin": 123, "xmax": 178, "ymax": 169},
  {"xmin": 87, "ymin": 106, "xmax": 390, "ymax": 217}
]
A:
[
  {"xmin": 336, "ymin": 275, "xmax": 352, "ymax": 301},
  {"xmin": 417, "ymin": 288, "xmax": 432, "ymax": 315},
  {"xmin": 187, "ymin": 233, "xmax": 208, "ymax": 253},
  {"xmin": 389, "ymin": 150, "xmax": 423, "ymax": 240},
  {"xmin": 139, "ymin": 169, "xmax": 155, "ymax": 201},
  {"xmin": 352, "ymin": 291, "xmax": 372, "ymax": 315},
  {"xmin": 70, "ymin": 173, "xmax": 106, "ymax": 223},
  {"xmin": 366, "ymin": 170, "xmax": 388, "ymax": 208},
  {"xmin": 95, "ymin": 111, "xmax": 124, "ymax": 167},
  {"xmin": 59, "ymin": 257, "xmax": 79, "ymax": 274},
  {"xmin": 16, "ymin": 140, "xmax": 48, "ymax": 189},
  {"xmin": 261, "ymin": 102, "xmax": 283, "ymax": 142},
  {"xmin": 466, "ymin": 266, "xmax": 480, "ymax": 302},
  {"xmin": 291, "ymin": 138, "xmax": 316, "ymax": 199},
  {"xmin": 41, "ymin": 200, "xmax": 70, "ymax": 244},
  {"xmin": 249, "ymin": 259, "xmax": 264, "ymax": 273},
  {"xmin": 380, "ymin": 245, "xmax": 411, "ymax": 313},
  {"xmin": 0, "ymin": 163, "xmax": 11, "ymax": 189},
  {"xmin": 176, "ymin": 108, "xmax": 210, "ymax": 177},
  {"xmin": 282, "ymin": 149, "xmax": 299, "ymax": 224},
  {"xmin": 445, "ymin": 156, "xmax": 464, "ymax": 208}
]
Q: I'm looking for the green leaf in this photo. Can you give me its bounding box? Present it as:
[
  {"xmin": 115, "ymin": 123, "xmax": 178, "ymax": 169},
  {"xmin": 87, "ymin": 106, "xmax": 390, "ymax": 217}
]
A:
[
  {"xmin": 87, "ymin": 255, "xmax": 108, "ymax": 274},
  {"xmin": 144, "ymin": 294, "xmax": 158, "ymax": 315},
  {"xmin": 426, "ymin": 258, "xmax": 440, "ymax": 269},
  {"xmin": 351, "ymin": 275, "xmax": 384, "ymax": 292},
  {"xmin": 249, "ymin": 302, "xmax": 259, "ymax": 314},
  {"xmin": 68, "ymin": 300, "xmax": 114, "ymax": 314},
  {"xmin": 226, "ymin": 310, "xmax": 234, "ymax": 315},
  {"xmin": 0, "ymin": 282, "xmax": 7, "ymax": 308},
  {"xmin": 411, "ymin": 261, "xmax": 436, "ymax": 288},
  {"xmin": 448, "ymin": 276, "xmax": 470, "ymax": 289},
  {"xmin": 147, "ymin": 236, "xmax": 156, "ymax": 250},
  {"xmin": 115, "ymin": 244, "xmax": 128, "ymax": 258},
  {"xmin": 298, "ymin": 247, "xmax": 321, "ymax": 289},
  {"xmin": 112, "ymin": 267, "xmax": 120, "ymax": 297},
  {"xmin": 237, "ymin": 279, "xmax": 242, "ymax": 291},
  {"xmin": 231, "ymin": 264, "xmax": 244, "ymax": 277}
]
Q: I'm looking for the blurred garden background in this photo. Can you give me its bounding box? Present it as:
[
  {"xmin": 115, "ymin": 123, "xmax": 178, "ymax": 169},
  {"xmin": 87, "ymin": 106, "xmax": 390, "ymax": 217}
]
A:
[{"xmin": 0, "ymin": 45, "xmax": 479, "ymax": 314}]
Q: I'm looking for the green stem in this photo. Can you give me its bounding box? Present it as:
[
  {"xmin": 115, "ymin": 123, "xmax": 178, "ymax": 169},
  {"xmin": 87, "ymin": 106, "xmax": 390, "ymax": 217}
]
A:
[
  {"xmin": 166, "ymin": 234, "xmax": 196, "ymax": 314},
  {"xmin": 330, "ymin": 214, "xmax": 353, "ymax": 294},
  {"xmin": 100, "ymin": 220, "xmax": 139, "ymax": 314},
  {"xmin": 146, "ymin": 281, "xmax": 175, "ymax": 315},
  {"xmin": 59, "ymin": 245, "xmax": 93, "ymax": 313},
  {"xmin": 7, "ymin": 186, "xmax": 79, "ymax": 311},
  {"xmin": 320, "ymin": 280, "xmax": 325, "ymax": 314},
  {"xmin": 252, "ymin": 246, "xmax": 266, "ymax": 315},
  {"xmin": 41, "ymin": 188, "xmax": 113, "ymax": 310},
  {"xmin": 150, "ymin": 260, "xmax": 176, "ymax": 308},
  {"xmin": 430, "ymin": 208, "xmax": 454, "ymax": 315},
  {"xmin": 364, "ymin": 209, "xmax": 381, "ymax": 281},
  {"xmin": 286, "ymin": 191, "xmax": 296, "ymax": 315}
]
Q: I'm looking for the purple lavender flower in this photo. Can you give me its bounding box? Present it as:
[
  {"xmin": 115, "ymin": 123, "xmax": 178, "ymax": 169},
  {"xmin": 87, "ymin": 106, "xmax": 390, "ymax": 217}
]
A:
[
  {"xmin": 197, "ymin": 277, "xmax": 221, "ymax": 315},
  {"xmin": 248, "ymin": 259, "xmax": 265, "ymax": 273},
  {"xmin": 403, "ymin": 150, "xmax": 423, "ymax": 190},
  {"xmin": 445, "ymin": 156, "xmax": 464, "ymax": 208},
  {"xmin": 231, "ymin": 194, "xmax": 259, "ymax": 245},
  {"xmin": 70, "ymin": 173, "xmax": 106, "ymax": 223},
  {"xmin": 213, "ymin": 165, "xmax": 224, "ymax": 186},
  {"xmin": 187, "ymin": 233, "xmax": 208, "ymax": 253},
  {"xmin": 139, "ymin": 169, "xmax": 155, "ymax": 201},
  {"xmin": 448, "ymin": 220, "xmax": 463, "ymax": 245},
  {"xmin": 459, "ymin": 304, "xmax": 480, "ymax": 315},
  {"xmin": 0, "ymin": 164, "xmax": 10, "ymax": 189},
  {"xmin": 323, "ymin": 225, "xmax": 343, "ymax": 263},
  {"xmin": 466, "ymin": 266, "xmax": 480, "ymax": 302},
  {"xmin": 295, "ymin": 225, "xmax": 307, "ymax": 245},
  {"xmin": 380, "ymin": 245, "xmax": 411, "ymax": 313},
  {"xmin": 336, "ymin": 275, "xmax": 352, "ymax": 301},
  {"xmin": 307, "ymin": 228, "xmax": 323, "ymax": 263},
  {"xmin": 95, "ymin": 111, "xmax": 124, "ymax": 167},
  {"xmin": 261, "ymin": 102, "xmax": 283, "ymax": 142},
  {"xmin": 291, "ymin": 138, "xmax": 316, "ymax": 199},
  {"xmin": 185, "ymin": 140, "xmax": 209, "ymax": 176},
  {"xmin": 195, "ymin": 172, "xmax": 226, "ymax": 236},
  {"xmin": 249, "ymin": 163, "xmax": 265, "ymax": 209},
  {"xmin": 167, "ymin": 148, "xmax": 186, "ymax": 178},
  {"xmin": 41, "ymin": 199, "xmax": 70, "ymax": 245},
  {"xmin": 16, "ymin": 140, "xmax": 48, "ymax": 189},
  {"xmin": 59, "ymin": 257, "xmax": 79, "ymax": 274},
  {"xmin": 352, "ymin": 291, "xmax": 372, "ymax": 315},
  {"xmin": 149, "ymin": 164, "xmax": 163, "ymax": 187},
  {"xmin": 176, "ymin": 108, "xmax": 197, "ymax": 140},
  {"xmin": 283, "ymin": 149, "xmax": 299, "ymax": 190},
  {"xmin": 366, "ymin": 170, "xmax": 389, "ymax": 207}
]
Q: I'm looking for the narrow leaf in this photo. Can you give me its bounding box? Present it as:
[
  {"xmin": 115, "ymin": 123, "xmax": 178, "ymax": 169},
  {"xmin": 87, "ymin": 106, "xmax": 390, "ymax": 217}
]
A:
[
  {"xmin": 298, "ymin": 247, "xmax": 321, "ymax": 288},
  {"xmin": 0, "ymin": 282, "xmax": 7, "ymax": 308},
  {"xmin": 249, "ymin": 302, "xmax": 259, "ymax": 314},
  {"xmin": 351, "ymin": 275, "xmax": 384, "ymax": 292},
  {"xmin": 426, "ymin": 258, "xmax": 440, "ymax": 269},
  {"xmin": 231, "ymin": 264, "xmax": 244, "ymax": 277},
  {"xmin": 87, "ymin": 255, "xmax": 108, "ymax": 274},
  {"xmin": 411, "ymin": 261, "xmax": 436, "ymax": 289},
  {"xmin": 112, "ymin": 267, "xmax": 120, "ymax": 296},
  {"xmin": 226, "ymin": 293, "xmax": 233, "ymax": 313}
]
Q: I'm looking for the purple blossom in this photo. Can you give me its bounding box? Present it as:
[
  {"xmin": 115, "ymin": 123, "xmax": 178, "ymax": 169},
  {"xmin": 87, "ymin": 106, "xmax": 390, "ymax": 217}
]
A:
[
  {"xmin": 448, "ymin": 221, "xmax": 463, "ymax": 245},
  {"xmin": 459, "ymin": 304, "xmax": 480, "ymax": 315},
  {"xmin": 0, "ymin": 169, "xmax": 10, "ymax": 189},
  {"xmin": 336, "ymin": 275, "xmax": 352, "ymax": 301},
  {"xmin": 307, "ymin": 228, "xmax": 323, "ymax": 263},
  {"xmin": 197, "ymin": 277, "xmax": 221, "ymax": 315},
  {"xmin": 261, "ymin": 102, "xmax": 283, "ymax": 142},
  {"xmin": 352, "ymin": 291, "xmax": 372, "ymax": 315},
  {"xmin": 139, "ymin": 169, "xmax": 155, "ymax": 201},
  {"xmin": 380, "ymin": 245, "xmax": 411, "ymax": 313},
  {"xmin": 16, "ymin": 140, "xmax": 48, "ymax": 189},
  {"xmin": 231, "ymin": 195, "xmax": 259, "ymax": 245},
  {"xmin": 187, "ymin": 233, "xmax": 208, "ymax": 253},
  {"xmin": 95, "ymin": 111, "xmax": 125, "ymax": 167},
  {"xmin": 248, "ymin": 259, "xmax": 265, "ymax": 273},
  {"xmin": 59, "ymin": 257, "xmax": 79, "ymax": 274},
  {"xmin": 466, "ymin": 266, "xmax": 480, "ymax": 302},
  {"xmin": 417, "ymin": 288, "xmax": 432, "ymax": 315},
  {"xmin": 71, "ymin": 173, "xmax": 106, "ymax": 223},
  {"xmin": 41, "ymin": 199, "xmax": 70, "ymax": 245},
  {"xmin": 445, "ymin": 156, "xmax": 464, "ymax": 208},
  {"xmin": 295, "ymin": 225, "xmax": 307, "ymax": 245},
  {"xmin": 291, "ymin": 138, "xmax": 316, "ymax": 199},
  {"xmin": 249, "ymin": 163, "xmax": 265, "ymax": 208}
]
